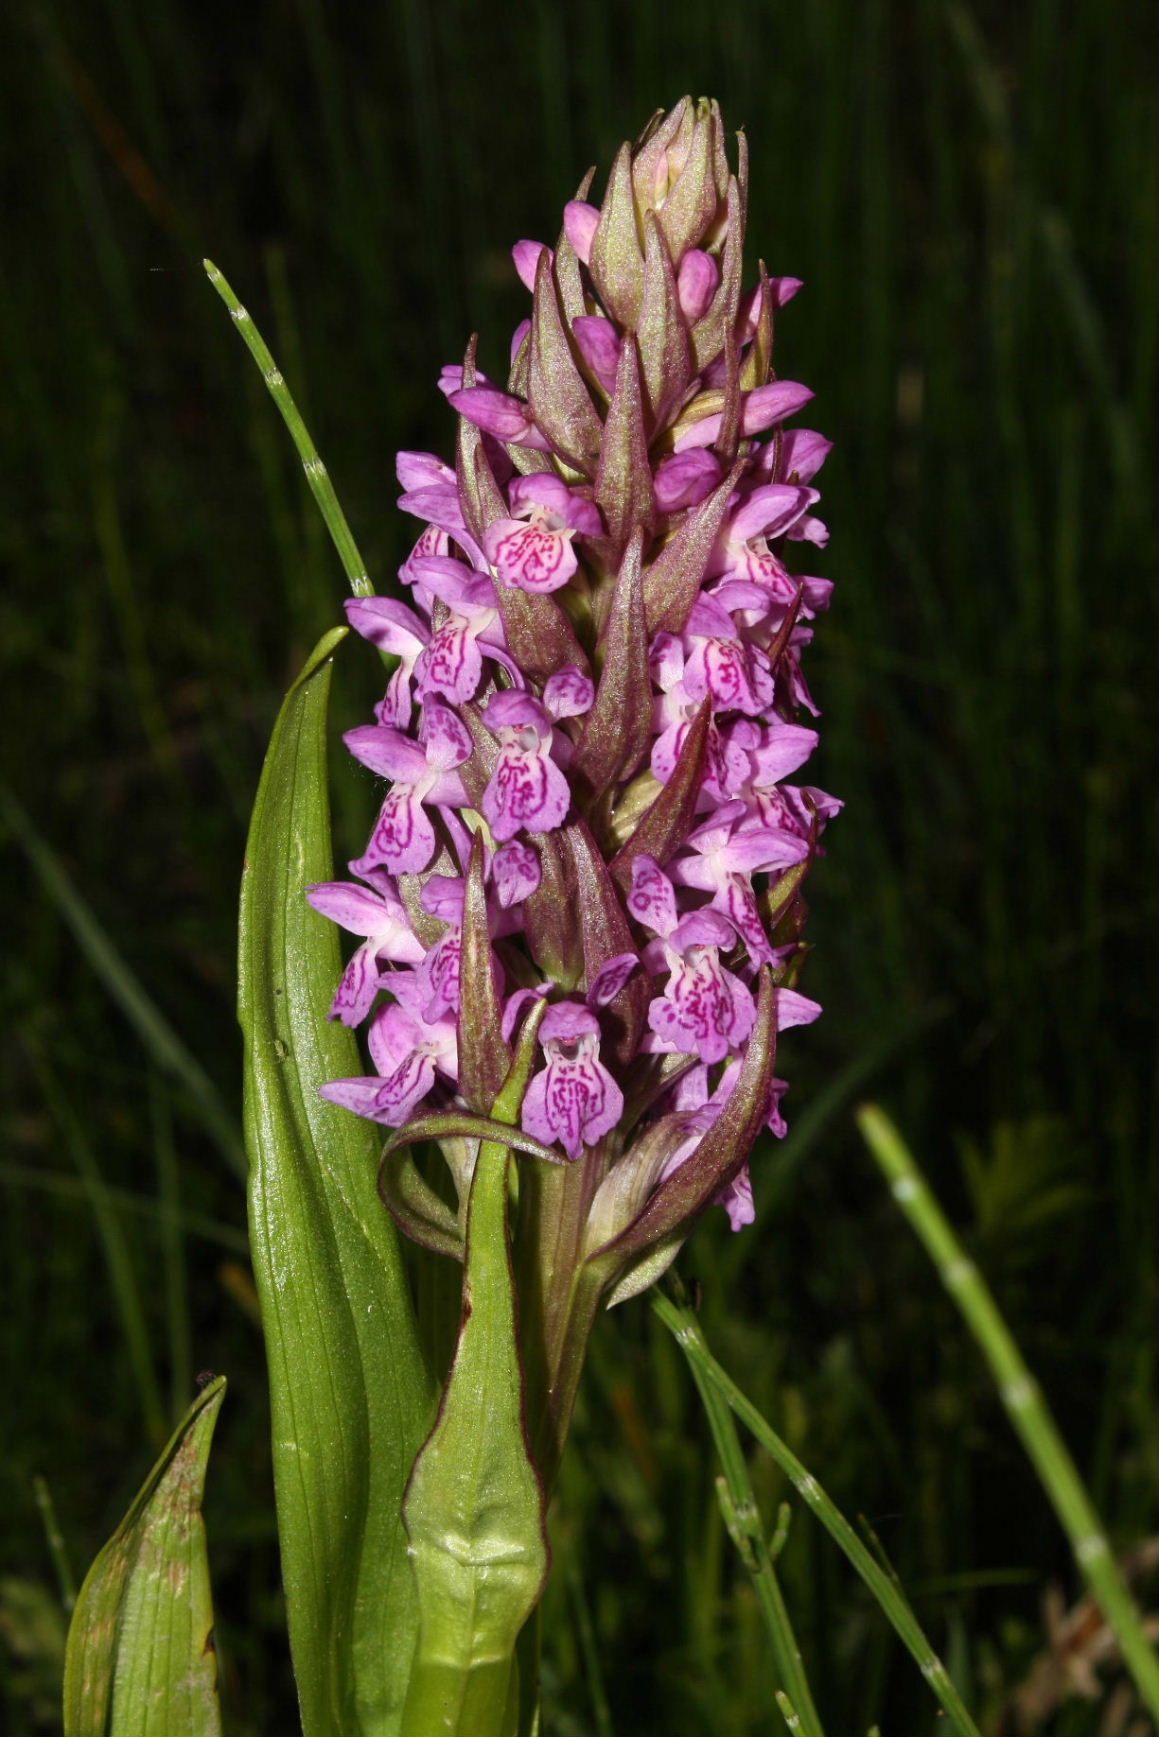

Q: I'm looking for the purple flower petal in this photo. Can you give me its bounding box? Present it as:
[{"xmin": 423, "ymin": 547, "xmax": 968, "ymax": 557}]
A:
[
  {"xmin": 357, "ymin": 786, "xmax": 437, "ymax": 876},
  {"xmin": 627, "ymin": 856, "xmax": 679, "ymax": 936},
  {"xmin": 448, "ymin": 386, "xmax": 550, "ymax": 449},
  {"xmin": 396, "ymin": 450, "xmax": 456, "ymax": 491},
  {"xmin": 512, "ymin": 239, "xmax": 551, "ymax": 292},
  {"xmin": 563, "ymin": 200, "xmax": 599, "ymax": 263},
  {"xmin": 492, "ymin": 840, "xmax": 541, "ymax": 907},
  {"xmin": 484, "ymin": 516, "xmax": 578, "ymax": 593},
  {"xmin": 714, "ymin": 1163, "xmax": 755, "ymax": 1232},
  {"xmin": 587, "ymin": 952, "xmax": 640, "ymax": 1007},
  {"xmin": 484, "ymin": 689, "xmax": 551, "ymax": 735},
  {"xmin": 415, "ymin": 620, "xmax": 484, "ymax": 704},
  {"xmin": 572, "ymin": 315, "xmax": 622, "ymax": 393},
  {"xmin": 653, "ymin": 449, "xmax": 722, "ymax": 512},
  {"xmin": 543, "ymin": 665, "xmax": 595, "ymax": 719},
  {"xmin": 418, "ymin": 701, "xmax": 473, "ymax": 771},
  {"xmin": 328, "ymin": 943, "xmax": 380, "ymax": 1026},
  {"xmin": 728, "ymin": 483, "xmax": 818, "ymax": 545},
  {"xmin": 540, "ymin": 1002, "xmax": 600, "ymax": 1044},
  {"xmin": 344, "ymin": 725, "xmax": 428, "ymax": 783},
  {"xmin": 779, "ymin": 429, "xmax": 833, "ymax": 483},
  {"xmin": 775, "ymin": 988, "xmax": 823, "ymax": 1030},
  {"xmin": 677, "ymin": 249, "xmax": 720, "ymax": 323},
  {"xmin": 508, "ymin": 472, "xmax": 574, "ymax": 517},
  {"xmin": 482, "ymin": 743, "xmax": 571, "ymax": 841},
  {"xmin": 649, "ymin": 951, "xmax": 756, "ymax": 1065},
  {"xmin": 521, "ymin": 1002, "xmax": 624, "ymax": 1159}
]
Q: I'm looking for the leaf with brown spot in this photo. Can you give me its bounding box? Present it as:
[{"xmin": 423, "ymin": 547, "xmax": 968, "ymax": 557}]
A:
[{"xmin": 64, "ymin": 1379, "xmax": 227, "ymax": 1737}]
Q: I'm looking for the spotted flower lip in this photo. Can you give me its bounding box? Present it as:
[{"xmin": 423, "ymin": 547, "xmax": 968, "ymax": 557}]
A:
[
  {"xmin": 310, "ymin": 95, "xmax": 836, "ymax": 1239},
  {"xmin": 481, "ymin": 691, "xmax": 572, "ymax": 841},
  {"xmin": 482, "ymin": 475, "xmax": 601, "ymax": 594},
  {"xmin": 521, "ymin": 1002, "xmax": 624, "ymax": 1160}
]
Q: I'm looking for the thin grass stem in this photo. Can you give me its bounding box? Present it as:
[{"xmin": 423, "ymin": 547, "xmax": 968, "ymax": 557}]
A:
[
  {"xmin": 150, "ymin": 1074, "xmax": 193, "ymax": 1421},
  {"xmin": 653, "ymin": 1286, "xmax": 981, "ymax": 1737},
  {"xmin": 33, "ymin": 1475, "xmax": 77, "ymax": 1612},
  {"xmin": 0, "ymin": 1161, "xmax": 248, "ymax": 1254},
  {"xmin": 203, "ymin": 258, "xmax": 374, "ymax": 599},
  {"xmin": 689, "ymin": 1360, "xmax": 824, "ymax": 1735},
  {"xmin": 29, "ymin": 1044, "xmax": 168, "ymax": 1447},
  {"xmin": 857, "ymin": 1102, "xmax": 1159, "ymax": 1720},
  {"xmin": 564, "ymin": 1551, "xmax": 614, "ymax": 1737},
  {"xmin": 1, "ymin": 785, "xmax": 245, "ymax": 1177}
]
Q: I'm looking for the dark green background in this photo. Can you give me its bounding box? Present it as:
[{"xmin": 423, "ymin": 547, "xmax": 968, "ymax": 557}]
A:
[{"xmin": 2, "ymin": 1, "xmax": 1155, "ymax": 1732}]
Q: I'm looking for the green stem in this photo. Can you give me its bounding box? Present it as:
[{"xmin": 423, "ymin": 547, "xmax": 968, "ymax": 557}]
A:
[
  {"xmin": 517, "ymin": 1155, "xmax": 606, "ymax": 1495},
  {"xmin": 203, "ymin": 259, "xmax": 374, "ymax": 599},
  {"xmin": 678, "ymin": 1290, "xmax": 824, "ymax": 1737},
  {"xmin": 652, "ymin": 1287, "xmax": 981, "ymax": 1737},
  {"xmin": 857, "ymin": 1102, "xmax": 1159, "ymax": 1721}
]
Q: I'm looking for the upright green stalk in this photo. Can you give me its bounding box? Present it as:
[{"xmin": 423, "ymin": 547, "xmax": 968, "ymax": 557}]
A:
[
  {"xmin": 857, "ymin": 1103, "xmax": 1159, "ymax": 1721},
  {"xmin": 680, "ymin": 1288, "xmax": 825, "ymax": 1737},
  {"xmin": 203, "ymin": 260, "xmax": 374, "ymax": 598},
  {"xmin": 654, "ymin": 1287, "xmax": 981, "ymax": 1737}
]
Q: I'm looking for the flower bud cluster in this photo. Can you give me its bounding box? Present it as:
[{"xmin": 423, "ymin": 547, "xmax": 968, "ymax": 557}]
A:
[{"xmin": 310, "ymin": 98, "xmax": 838, "ymax": 1256}]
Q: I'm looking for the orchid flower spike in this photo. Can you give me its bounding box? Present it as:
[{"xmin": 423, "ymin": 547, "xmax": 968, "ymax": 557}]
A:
[{"xmin": 312, "ymin": 95, "xmax": 837, "ymax": 1314}]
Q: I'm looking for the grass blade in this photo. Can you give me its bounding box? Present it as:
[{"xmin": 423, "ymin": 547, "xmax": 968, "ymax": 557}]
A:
[
  {"xmin": 700, "ymin": 1381, "xmax": 825, "ymax": 1735},
  {"xmin": 1, "ymin": 784, "xmax": 245, "ymax": 1179},
  {"xmin": 240, "ymin": 625, "xmax": 434, "ymax": 1736},
  {"xmin": 857, "ymin": 1102, "xmax": 1159, "ymax": 1721}
]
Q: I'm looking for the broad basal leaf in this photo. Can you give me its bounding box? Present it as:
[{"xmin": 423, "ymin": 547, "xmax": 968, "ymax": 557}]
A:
[{"xmin": 240, "ymin": 626, "xmax": 435, "ymax": 1737}]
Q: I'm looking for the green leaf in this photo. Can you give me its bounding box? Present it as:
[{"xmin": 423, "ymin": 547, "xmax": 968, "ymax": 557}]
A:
[
  {"xmin": 399, "ymin": 1006, "xmax": 550, "ymax": 1737},
  {"xmin": 63, "ymin": 1377, "xmax": 226, "ymax": 1737},
  {"xmin": 239, "ymin": 626, "xmax": 435, "ymax": 1737}
]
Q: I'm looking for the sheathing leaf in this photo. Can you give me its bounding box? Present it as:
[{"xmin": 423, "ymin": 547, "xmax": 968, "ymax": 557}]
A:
[
  {"xmin": 239, "ymin": 627, "xmax": 434, "ymax": 1737},
  {"xmin": 399, "ymin": 1012, "xmax": 550, "ymax": 1736}
]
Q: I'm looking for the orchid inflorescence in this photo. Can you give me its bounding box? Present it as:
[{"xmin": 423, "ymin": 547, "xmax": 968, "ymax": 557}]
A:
[{"xmin": 307, "ymin": 95, "xmax": 838, "ymax": 1317}]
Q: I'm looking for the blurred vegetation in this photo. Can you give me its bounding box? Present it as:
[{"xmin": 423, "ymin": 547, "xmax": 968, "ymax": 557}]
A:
[{"xmin": 1, "ymin": 0, "xmax": 1155, "ymax": 1732}]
